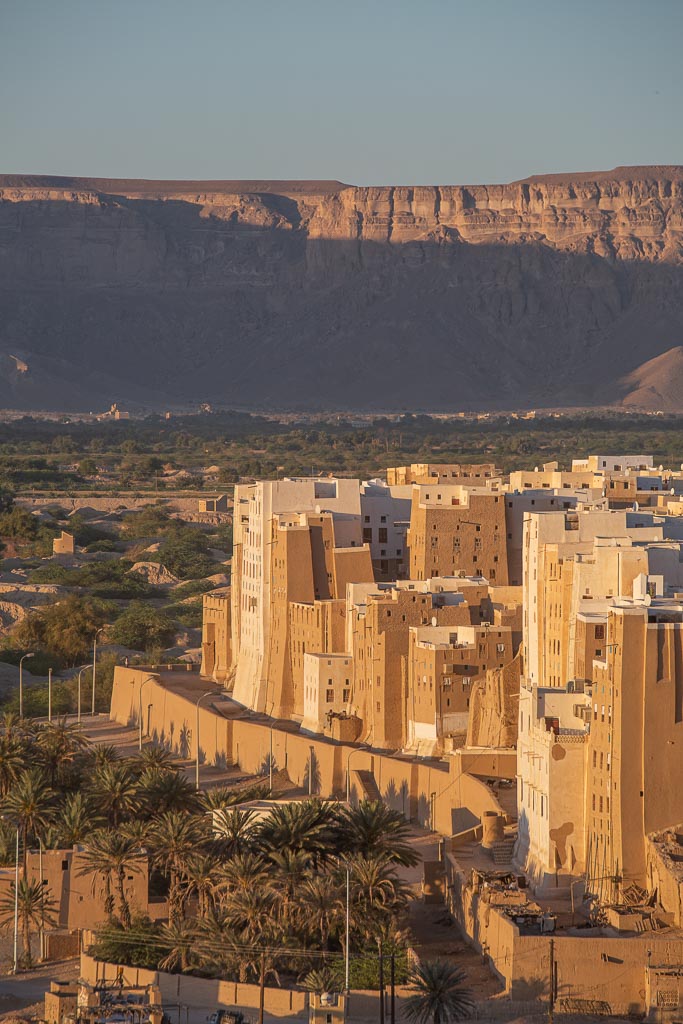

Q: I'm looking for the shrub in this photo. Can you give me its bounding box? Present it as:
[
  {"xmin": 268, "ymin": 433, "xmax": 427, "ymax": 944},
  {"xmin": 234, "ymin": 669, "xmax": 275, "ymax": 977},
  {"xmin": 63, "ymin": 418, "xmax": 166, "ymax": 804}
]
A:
[
  {"xmin": 88, "ymin": 916, "xmax": 162, "ymax": 969},
  {"xmin": 11, "ymin": 595, "xmax": 110, "ymax": 666},
  {"xmin": 110, "ymin": 603, "xmax": 176, "ymax": 651},
  {"xmin": 163, "ymin": 603, "xmax": 203, "ymax": 629},
  {"xmin": 0, "ymin": 507, "xmax": 38, "ymax": 541}
]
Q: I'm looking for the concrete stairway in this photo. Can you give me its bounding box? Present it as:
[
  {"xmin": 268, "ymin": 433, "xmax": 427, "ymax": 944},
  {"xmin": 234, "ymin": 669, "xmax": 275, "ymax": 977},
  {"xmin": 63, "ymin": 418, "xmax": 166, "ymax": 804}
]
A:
[{"xmin": 352, "ymin": 769, "xmax": 382, "ymax": 802}]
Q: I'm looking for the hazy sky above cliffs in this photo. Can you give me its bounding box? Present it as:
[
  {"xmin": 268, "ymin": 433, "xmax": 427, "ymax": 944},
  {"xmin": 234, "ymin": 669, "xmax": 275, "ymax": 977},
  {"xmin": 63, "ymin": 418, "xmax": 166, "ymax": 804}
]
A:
[{"xmin": 2, "ymin": 0, "xmax": 682, "ymax": 185}]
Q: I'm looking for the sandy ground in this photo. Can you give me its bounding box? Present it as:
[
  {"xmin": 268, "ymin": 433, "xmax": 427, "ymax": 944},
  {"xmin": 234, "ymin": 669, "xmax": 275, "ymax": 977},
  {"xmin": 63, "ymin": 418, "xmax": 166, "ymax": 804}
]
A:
[{"xmin": 0, "ymin": 938, "xmax": 78, "ymax": 1021}]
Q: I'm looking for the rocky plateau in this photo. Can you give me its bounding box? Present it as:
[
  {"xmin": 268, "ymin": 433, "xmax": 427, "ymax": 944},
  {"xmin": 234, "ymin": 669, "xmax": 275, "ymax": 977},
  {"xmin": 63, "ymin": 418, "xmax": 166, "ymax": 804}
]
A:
[{"xmin": 1, "ymin": 167, "xmax": 683, "ymax": 411}]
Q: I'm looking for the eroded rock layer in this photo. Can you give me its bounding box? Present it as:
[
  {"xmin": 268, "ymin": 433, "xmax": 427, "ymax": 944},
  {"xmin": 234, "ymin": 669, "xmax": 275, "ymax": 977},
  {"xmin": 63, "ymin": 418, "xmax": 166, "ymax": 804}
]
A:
[{"xmin": 0, "ymin": 167, "xmax": 682, "ymax": 411}]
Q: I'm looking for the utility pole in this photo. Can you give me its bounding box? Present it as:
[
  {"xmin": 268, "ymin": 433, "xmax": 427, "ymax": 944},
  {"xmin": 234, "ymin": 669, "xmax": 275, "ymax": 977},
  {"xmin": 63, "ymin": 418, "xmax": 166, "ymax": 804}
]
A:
[
  {"xmin": 259, "ymin": 950, "xmax": 266, "ymax": 1024},
  {"xmin": 12, "ymin": 828, "xmax": 19, "ymax": 974},
  {"xmin": 38, "ymin": 838, "xmax": 45, "ymax": 961},
  {"xmin": 92, "ymin": 626, "xmax": 105, "ymax": 715},
  {"xmin": 378, "ymin": 940, "xmax": 384, "ymax": 1024},
  {"xmin": 548, "ymin": 937, "xmax": 555, "ymax": 1024},
  {"xmin": 48, "ymin": 668, "xmax": 52, "ymax": 723},
  {"xmin": 389, "ymin": 952, "xmax": 395, "ymax": 1024}
]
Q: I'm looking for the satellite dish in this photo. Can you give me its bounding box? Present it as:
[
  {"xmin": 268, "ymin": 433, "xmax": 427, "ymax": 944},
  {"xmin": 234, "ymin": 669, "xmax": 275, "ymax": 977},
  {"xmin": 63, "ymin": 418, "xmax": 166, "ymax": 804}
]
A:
[
  {"xmin": 644, "ymin": 593, "xmax": 652, "ymax": 606},
  {"xmin": 431, "ymin": 616, "xmax": 437, "ymax": 627},
  {"xmin": 633, "ymin": 501, "xmax": 639, "ymax": 511},
  {"xmin": 659, "ymin": 465, "xmax": 664, "ymax": 472}
]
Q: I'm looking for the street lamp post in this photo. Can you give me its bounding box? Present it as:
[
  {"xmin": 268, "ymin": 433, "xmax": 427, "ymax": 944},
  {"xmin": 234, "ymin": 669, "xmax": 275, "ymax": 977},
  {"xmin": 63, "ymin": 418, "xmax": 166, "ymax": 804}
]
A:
[
  {"xmin": 92, "ymin": 627, "xmax": 105, "ymax": 716},
  {"xmin": 18, "ymin": 653, "xmax": 34, "ymax": 719},
  {"xmin": 138, "ymin": 676, "xmax": 157, "ymax": 752},
  {"xmin": 345, "ymin": 861, "xmax": 351, "ymax": 994},
  {"xmin": 12, "ymin": 826, "xmax": 19, "ymax": 974},
  {"xmin": 48, "ymin": 668, "xmax": 53, "ymax": 723},
  {"xmin": 195, "ymin": 691, "xmax": 215, "ymax": 791},
  {"xmin": 76, "ymin": 667, "xmax": 88, "ymax": 725}
]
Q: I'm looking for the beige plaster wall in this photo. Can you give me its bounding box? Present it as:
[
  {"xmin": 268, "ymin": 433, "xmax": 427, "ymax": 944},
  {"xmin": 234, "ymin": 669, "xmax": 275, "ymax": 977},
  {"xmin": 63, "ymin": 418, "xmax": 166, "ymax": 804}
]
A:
[{"xmin": 111, "ymin": 669, "xmax": 503, "ymax": 834}]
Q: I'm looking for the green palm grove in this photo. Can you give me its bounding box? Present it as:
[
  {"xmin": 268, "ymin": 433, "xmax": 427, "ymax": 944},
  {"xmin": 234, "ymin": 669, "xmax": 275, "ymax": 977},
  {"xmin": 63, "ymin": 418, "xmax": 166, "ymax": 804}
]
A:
[{"xmin": 0, "ymin": 714, "xmax": 472, "ymax": 997}]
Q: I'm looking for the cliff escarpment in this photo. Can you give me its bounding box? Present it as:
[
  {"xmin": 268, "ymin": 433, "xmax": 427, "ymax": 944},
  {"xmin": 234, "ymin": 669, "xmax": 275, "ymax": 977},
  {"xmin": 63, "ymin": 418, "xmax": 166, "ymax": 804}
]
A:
[{"xmin": 1, "ymin": 167, "xmax": 682, "ymax": 411}]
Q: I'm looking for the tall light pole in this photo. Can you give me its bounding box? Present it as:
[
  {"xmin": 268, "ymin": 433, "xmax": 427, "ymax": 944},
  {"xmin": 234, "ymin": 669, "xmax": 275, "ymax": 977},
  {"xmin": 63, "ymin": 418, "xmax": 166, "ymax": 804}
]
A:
[
  {"xmin": 195, "ymin": 691, "xmax": 215, "ymax": 791},
  {"xmin": 12, "ymin": 826, "xmax": 19, "ymax": 974},
  {"xmin": 269, "ymin": 718, "xmax": 276, "ymax": 793},
  {"xmin": 138, "ymin": 676, "xmax": 157, "ymax": 751},
  {"xmin": 345, "ymin": 860, "xmax": 351, "ymax": 995},
  {"xmin": 18, "ymin": 653, "xmax": 34, "ymax": 719},
  {"xmin": 76, "ymin": 667, "xmax": 88, "ymax": 725},
  {"xmin": 48, "ymin": 668, "xmax": 53, "ymax": 723},
  {"xmin": 92, "ymin": 626, "xmax": 105, "ymax": 716}
]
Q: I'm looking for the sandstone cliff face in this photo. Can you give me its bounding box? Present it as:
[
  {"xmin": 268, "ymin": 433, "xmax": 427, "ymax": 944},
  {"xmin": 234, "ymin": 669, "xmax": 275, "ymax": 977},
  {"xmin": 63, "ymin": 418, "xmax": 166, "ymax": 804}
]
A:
[{"xmin": 0, "ymin": 167, "xmax": 682, "ymax": 411}]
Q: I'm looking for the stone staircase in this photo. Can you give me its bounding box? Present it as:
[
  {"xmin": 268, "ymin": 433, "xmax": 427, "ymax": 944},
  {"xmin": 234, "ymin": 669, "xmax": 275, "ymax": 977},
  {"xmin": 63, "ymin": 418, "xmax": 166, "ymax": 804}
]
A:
[
  {"xmin": 352, "ymin": 768, "xmax": 382, "ymax": 802},
  {"xmin": 491, "ymin": 838, "xmax": 516, "ymax": 865}
]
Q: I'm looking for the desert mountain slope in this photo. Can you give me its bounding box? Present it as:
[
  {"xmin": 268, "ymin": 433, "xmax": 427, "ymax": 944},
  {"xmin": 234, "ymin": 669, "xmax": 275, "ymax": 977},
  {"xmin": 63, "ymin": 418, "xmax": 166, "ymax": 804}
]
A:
[
  {"xmin": 1, "ymin": 167, "xmax": 683, "ymax": 411},
  {"xmin": 619, "ymin": 346, "xmax": 683, "ymax": 411}
]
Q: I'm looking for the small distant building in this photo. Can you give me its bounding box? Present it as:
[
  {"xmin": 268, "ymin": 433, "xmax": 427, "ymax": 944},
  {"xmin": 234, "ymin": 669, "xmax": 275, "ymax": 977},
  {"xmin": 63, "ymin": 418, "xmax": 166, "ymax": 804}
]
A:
[
  {"xmin": 98, "ymin": 403, "xmax": 130, "ymax": 421},
  {"xmin": 310, "ymin": 992, "xmax": 346, "ymax": 1024},
  {"xmin": 199, "ymin": 494, "xmax": 229, "ymax": 513},
  {"xmin": 52, "ymin": 531, "xmax": 75, "ymax": 556},
  {"xmin": 0, "ymin": 845, "xmax": 149, "ymax": 931}
]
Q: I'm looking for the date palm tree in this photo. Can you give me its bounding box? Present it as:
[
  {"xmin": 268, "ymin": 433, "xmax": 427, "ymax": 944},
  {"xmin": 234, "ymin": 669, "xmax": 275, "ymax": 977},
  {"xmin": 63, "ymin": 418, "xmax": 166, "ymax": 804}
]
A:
[
  {"xmin": 337, "ymin": 801, "xmax": 418, "ymax": 866},
  {"xmin": 255, "ymin": 799, "xmax": 336, "ymax": 862},
  {"xmin": 297, "ymin": 873, "xmax": 345, "ymax": 949},
  {"xmin": 0, "ymin": 734, "xmax": 25, "ymax": 798},
  {"xmin": 222, "ymin": 885, "xmax": 278, "ymax": 948},
  {"xmin": 269, "ymin": 847, "xmax": 312, "ymax": 931},
  {"xmin": 35, "ymin": 718, "xmax": 87, "ymax": 788},
  {"xmin": 0, "ymin": 877, "xmax": 57, "ymax": 967},
  {"xmin": 403, "ymin": 961, "xmax": 475, "ymax": 1024},
  {"xmin": 182, "ymin": 851, "xmax": 220, "ymax": 920},
  {"xmin": 212, "ymin": 807, "xmax": 256, "ymax": 856},
  {"xmin": 48, "ymin": 791, "xmax": 102, "ymax": 848},
  {"xmin": 2, "ymin": 768, "xmax": 53, "ymax": 873},
  {"xmin": 348, "ymin": 852, "xmax": 410, "ymax": 941},
  {"xmin": 217, "ymin": 851, "xmax": 269, "ymax": 898},
  {"xmin": 158, "ymin": 918, "xmax": 198, "ymax": 973},
  {"xmin": 78, "ymin": 828, "xmax": 145, "ymax": 928},
  {"xmin": 149, "ymin": 811, "xmax": 205, "ymax": 924},
  {"xmin": 88, "ymin": 762, "xmax": 139, "ymax": 827},
  {"xmin": 135, "ymin": 745, "xmax": 176, "ymax": 772},
  {"xmin": 138, "ymin": 768, "xmax": 199, "ymax": 817},
  {"xmin": 84, "ymin": 744, "xmax": 120, "ymax": 769}
]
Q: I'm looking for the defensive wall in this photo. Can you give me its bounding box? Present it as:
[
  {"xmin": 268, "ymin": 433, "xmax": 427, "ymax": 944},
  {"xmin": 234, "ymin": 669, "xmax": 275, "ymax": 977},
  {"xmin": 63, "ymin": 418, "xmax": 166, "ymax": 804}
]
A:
[
  {"xmin": 110, "ymin": 668, "xmax": 505, "ymax": 835},
  {"xmin": 80, "ymin": 949, "xmax": 405, "ymax": 1024},
  {"xmin": 16, "ymin": 495, "xmax": 204, "ymax": 514}
]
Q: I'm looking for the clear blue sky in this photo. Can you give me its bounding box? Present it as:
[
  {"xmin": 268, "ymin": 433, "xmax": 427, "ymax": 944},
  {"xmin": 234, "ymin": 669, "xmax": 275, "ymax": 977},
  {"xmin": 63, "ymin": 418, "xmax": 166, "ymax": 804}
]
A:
[{"xmin": 2, "ymin": 0, "xmax": 682, "ymax": 185}]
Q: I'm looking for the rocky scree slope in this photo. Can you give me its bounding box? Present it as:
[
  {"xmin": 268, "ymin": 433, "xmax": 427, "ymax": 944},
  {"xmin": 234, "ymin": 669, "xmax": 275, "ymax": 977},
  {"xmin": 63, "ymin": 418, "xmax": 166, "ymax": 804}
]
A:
[{"xmin": 1, "ymin": 167, "xmax": 682, "ymax": 411}]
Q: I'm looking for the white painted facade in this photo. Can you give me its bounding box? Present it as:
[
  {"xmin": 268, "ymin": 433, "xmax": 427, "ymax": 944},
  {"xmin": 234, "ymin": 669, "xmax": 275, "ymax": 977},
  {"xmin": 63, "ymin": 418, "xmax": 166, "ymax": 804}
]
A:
[
  {"xmin": 231, "ymin": 478, "xmax": 362, "ymax": 712},
  {"xmin": 515, "ymin": 683, "xmax": 590, "ymax": 891}
]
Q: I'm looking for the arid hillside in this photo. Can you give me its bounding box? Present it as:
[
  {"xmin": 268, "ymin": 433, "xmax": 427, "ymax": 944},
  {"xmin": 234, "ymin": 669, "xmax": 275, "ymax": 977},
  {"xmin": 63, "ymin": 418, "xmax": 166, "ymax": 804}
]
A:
[{"xmin": 1, "ymin": 167, "xmax": 682, "ymax": 411}]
